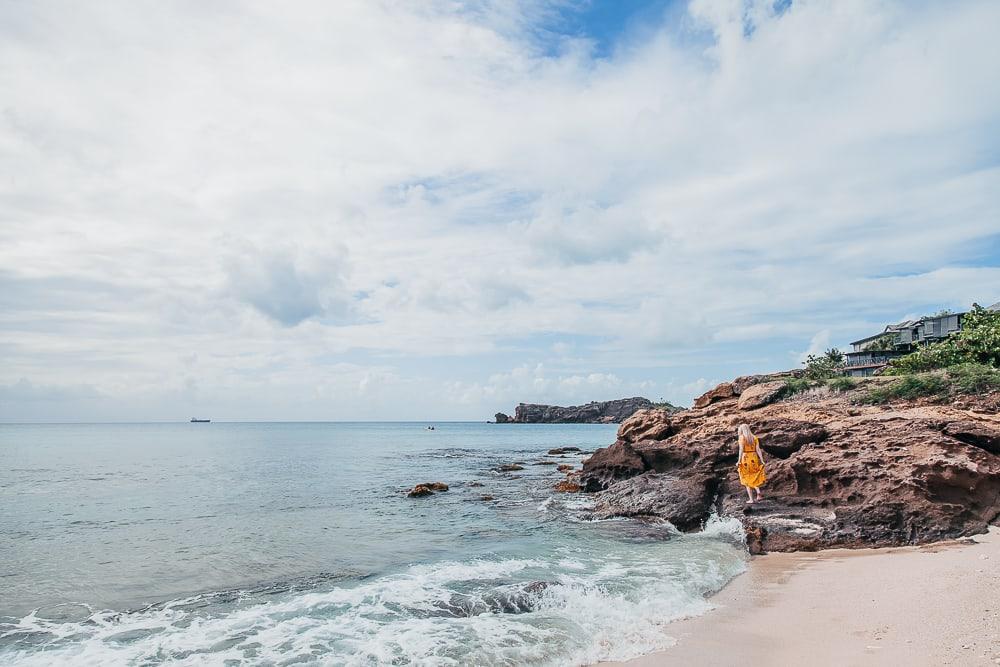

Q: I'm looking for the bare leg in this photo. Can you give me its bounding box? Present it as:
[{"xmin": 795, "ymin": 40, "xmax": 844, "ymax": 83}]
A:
[
  {"xmin": 745, "ymin": 486, "xmax": 754, "ymax": 504},
  {"xmin": 755, "ymin": 487, "xmax": 763, "ymax": 501}
]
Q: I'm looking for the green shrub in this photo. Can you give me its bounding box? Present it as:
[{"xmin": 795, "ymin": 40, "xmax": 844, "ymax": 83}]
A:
[
  {"xmin": 826, "ymin": 376, "xmax": 857, "ymax": 392},
  {"xmin": 946, "ymin": 363, "xmax": 1000, "ymax": 394},
  {"xmin": 859, "ymin": 373, "xmax": 948, "ymax": 404},
  {"xmin": 783, "ymin": 377, "xmax": 816, "ymax": 396},
  {"xmin": 956, "ymin": 305, "xmax": 1000, "ymax": 367},
  {"xmin": 884, "ymin": 340, "xmax": 964, "ymax": 375}
]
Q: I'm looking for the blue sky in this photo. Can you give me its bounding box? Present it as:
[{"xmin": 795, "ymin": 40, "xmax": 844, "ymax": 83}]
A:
[{"xmin": 1, "ymin": 0, "xmax": 999, "ymax": 422}]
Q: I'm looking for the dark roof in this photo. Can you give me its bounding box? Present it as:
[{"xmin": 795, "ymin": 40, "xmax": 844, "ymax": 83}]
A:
[{"xmin": 849, "ymin": 320, "xmax": 917, "ymax": 346}]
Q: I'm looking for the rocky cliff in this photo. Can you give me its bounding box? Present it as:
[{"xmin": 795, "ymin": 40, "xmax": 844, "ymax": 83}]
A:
[
  {"xmin": 495, "ymin": 397, "xmax": 672, "ymax": 424},
  {"xmin": 580, "ymin": 373, "xmax": 1000, "ymax": 553}
]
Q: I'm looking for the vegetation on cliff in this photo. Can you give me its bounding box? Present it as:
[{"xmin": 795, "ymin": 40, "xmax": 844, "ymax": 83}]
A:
[{"xmin": 885, "ymin": 304, "xmax": 1000, "ymax": 374}]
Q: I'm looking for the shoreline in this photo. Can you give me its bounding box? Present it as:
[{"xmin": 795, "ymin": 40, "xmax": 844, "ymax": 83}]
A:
[{"xmin": 599, "ymin": 526, "xmax": 1000, "ymax": 666}]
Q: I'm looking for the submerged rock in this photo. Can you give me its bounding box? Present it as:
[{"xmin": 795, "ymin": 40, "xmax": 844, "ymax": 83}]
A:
[
  {"xmin": 496, "ymin": 464, "xmax": 524, "ymax": 472},
  {"xmin": 554, "ymin": 480, "xmax": 581, "ymax": 493},
  {"xmin": 407, "ymin": 482, "xmax": 448, "ymax": 497}
]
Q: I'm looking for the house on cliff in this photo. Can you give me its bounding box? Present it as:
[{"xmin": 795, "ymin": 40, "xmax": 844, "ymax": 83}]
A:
[{"xmin": 843, "ymin": 303, "xmax": 999, "ymax": 377}]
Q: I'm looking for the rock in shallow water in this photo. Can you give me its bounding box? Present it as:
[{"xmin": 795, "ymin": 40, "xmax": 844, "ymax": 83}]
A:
[
  {"xmin": 592, "ymin": 473, "xmax": 717, "ymax": 532},
  {"xmin": 408, "ymin": 482, "xmax": 449, "ymax": 497}
]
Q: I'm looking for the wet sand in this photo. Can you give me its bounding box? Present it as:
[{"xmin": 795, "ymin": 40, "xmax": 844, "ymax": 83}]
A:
[{"xmin": 600, "ymin": 526, "xmax": 1000, "ymax": 666}]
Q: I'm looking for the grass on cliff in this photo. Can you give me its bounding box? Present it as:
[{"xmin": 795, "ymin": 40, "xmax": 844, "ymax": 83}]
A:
[
  {"xmin": 857, "ymin": 363, "xmax": 1000, "ymax": 405},
  {"xmin": 826, "ymin": 376, "xmax": 857, "ymax": 392}
]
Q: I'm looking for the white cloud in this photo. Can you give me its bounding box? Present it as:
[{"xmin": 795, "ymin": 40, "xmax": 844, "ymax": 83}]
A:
[{"xmin": 1, "ymin": 0, "xmax": 999, "ymax": 420}]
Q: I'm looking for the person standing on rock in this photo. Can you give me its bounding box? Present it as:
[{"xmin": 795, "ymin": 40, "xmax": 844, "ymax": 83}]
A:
[{"xmin": 737, "ymin": 424, "xmax": 766, "ymax": 504}]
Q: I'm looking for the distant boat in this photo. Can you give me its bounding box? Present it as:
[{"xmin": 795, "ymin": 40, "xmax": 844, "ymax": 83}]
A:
[{"xmin": 190, "ymin": 418, "xmax": 211, "ymax": 423}]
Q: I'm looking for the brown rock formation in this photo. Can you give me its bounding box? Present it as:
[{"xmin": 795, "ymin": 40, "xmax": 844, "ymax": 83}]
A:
[
  {"xmin": 508, "ymin": 397, "xmax": 672, "ymax": 423},
  {"xmin": 692, "ymin": 382, "xmax": 734, "ymax": 408},
  {"xmin": 736, "ymin": 381, "xmax": 787, "ymax": 410},
  {"xmin": 554, "ymin": 480, "xmax": 581, "ymax": 492},
  {"xmin": 582, "ymin": 372, "xmax": 1000, "ymax": 553},
  {"xmin": 408, "ymin": 482, "xmax": 448, "ymax": 497},
  {"xmin": 580, "ymin": 441, "xmax": 646, "ymax": 492},
  {"xmin": 618, "ymin": 409, "xmax": 673, "ymax": 443}
]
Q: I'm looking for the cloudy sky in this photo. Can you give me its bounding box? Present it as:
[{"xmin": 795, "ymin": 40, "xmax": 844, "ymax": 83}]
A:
[{"xmin": 2, "ymin": 0, "xmax": 999, "ymax": 422}]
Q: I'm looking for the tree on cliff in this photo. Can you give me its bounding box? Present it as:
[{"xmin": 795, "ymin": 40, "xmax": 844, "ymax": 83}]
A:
[{"xmin": 803, "ymin": 348, "xmax": 845, "ymax": 380}]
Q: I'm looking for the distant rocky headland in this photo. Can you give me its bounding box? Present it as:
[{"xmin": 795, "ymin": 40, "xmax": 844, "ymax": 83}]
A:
[
  {"xmin": 494, "ymin": 397, "xmax": 678, "ymax": 424},
  {"xmin": 578, "ymin": 370, "xmax": 1000, "ymax": 553}
]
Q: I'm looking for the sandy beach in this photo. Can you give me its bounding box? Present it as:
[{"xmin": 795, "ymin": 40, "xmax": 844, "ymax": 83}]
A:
[{"xmin": 601, "ymin": 526, "xmax": 1000, "ymax": 667}]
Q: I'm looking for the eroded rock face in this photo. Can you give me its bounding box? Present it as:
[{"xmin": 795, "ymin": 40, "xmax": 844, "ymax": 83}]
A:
[
  {"xmin": 618, "ymin": 409, "xmax": 673, "ymax": 444},
  {"xmin": 737, "ymin": 381, "xmax": 787, "ymax": 411},
  {"xmin": 693, "ymin": 383, "xmax": 735, "ymax": 408},
  {"xmin": 941, "ymin": 420, "xmax": 1000, "ymax": 455},
  {"xmin": 754, "ymin": 418, "xmax": 828, "ymax": 458},
  {"xmin": 592, "ymin": 473, "xmax": 718, "ymax": 532},
  {"xmin": 495, "ymin": 413, "xmax": 511, "ymax": 424},
  {"xmin": 583, "ymin": 382, "xmax": 1000, "ymax": 553},
  {"xmin": 580, "ymin": 441, "xmax": 647, "ymax": 492}
]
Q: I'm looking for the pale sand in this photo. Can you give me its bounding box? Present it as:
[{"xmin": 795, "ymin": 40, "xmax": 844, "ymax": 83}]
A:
[{"xmin": 600, "ymin": 526, "xmax": 1000, "ymax": 667}]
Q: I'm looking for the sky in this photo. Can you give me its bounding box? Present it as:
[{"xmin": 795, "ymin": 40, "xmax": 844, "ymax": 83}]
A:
[{"xmin": 1, "ymin": 0, "xmax": 999, "ymax": 422}]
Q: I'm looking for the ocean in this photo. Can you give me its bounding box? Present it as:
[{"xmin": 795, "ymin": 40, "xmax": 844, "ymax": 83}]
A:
[{"xmin": 0, "ymin": 422, "xmax": 747, "ymax": 666}]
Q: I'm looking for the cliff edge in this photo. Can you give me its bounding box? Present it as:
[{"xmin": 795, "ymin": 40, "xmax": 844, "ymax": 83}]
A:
[
  {"xmin": 495, "ymin": 397, "xmax": 677, "ymax": 424},
  {"xmin": 580, "ymin": 372, "xmax": 1000, "ymax": 553}
]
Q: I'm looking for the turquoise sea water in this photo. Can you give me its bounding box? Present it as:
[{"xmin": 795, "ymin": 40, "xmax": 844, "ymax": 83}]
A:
[{"xmin": 0, "ymin": 422, "xmax": 747, "ymax": 665}]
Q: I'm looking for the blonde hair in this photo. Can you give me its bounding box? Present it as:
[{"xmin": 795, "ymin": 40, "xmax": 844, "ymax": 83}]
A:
[{"xmin": 738, "ymin": 424, "xmax": 755, "ymax": 446}]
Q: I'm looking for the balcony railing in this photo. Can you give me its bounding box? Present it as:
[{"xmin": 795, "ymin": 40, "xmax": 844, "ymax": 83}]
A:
[{"xmin": 844, "ymin": 350, "xmax": 907, "ymax": 368}]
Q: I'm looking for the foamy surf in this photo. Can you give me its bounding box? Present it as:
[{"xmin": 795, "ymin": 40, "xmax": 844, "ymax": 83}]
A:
[{"xmin": 0, "ymin": 525, "xmax": 747, "ymax": 666}]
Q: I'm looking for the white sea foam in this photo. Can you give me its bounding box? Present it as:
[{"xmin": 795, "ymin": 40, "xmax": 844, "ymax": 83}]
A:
[{"xmin": 1, "ymin": 538, "xmax": 747, "ymax": 667}]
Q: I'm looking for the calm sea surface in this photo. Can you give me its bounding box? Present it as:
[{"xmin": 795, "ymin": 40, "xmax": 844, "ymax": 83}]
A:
[{"xmin": 0, "ymin": 422, "xmax": 746, "ymax": 665}]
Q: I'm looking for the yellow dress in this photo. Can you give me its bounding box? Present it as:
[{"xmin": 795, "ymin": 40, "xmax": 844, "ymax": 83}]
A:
[{"xmin": 738, "ymin": 436, "xmax": 766, "ymax": 489}]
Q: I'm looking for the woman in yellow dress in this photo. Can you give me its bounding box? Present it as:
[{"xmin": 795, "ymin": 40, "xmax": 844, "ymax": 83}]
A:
[{"xmin": 736, "ymin": 424, "xmax": 766, "ymax": 504}]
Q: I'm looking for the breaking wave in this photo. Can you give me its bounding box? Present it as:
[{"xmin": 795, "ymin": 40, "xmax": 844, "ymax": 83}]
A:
[{"xmin": 1, "ymin": 525, "xmax": 747, "ymax": 666}]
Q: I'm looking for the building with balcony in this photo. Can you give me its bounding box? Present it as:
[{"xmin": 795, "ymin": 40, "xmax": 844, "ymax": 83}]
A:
[{"xmin": 842, "ymin": 308, "xmax": 988, "ymax": 377}]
